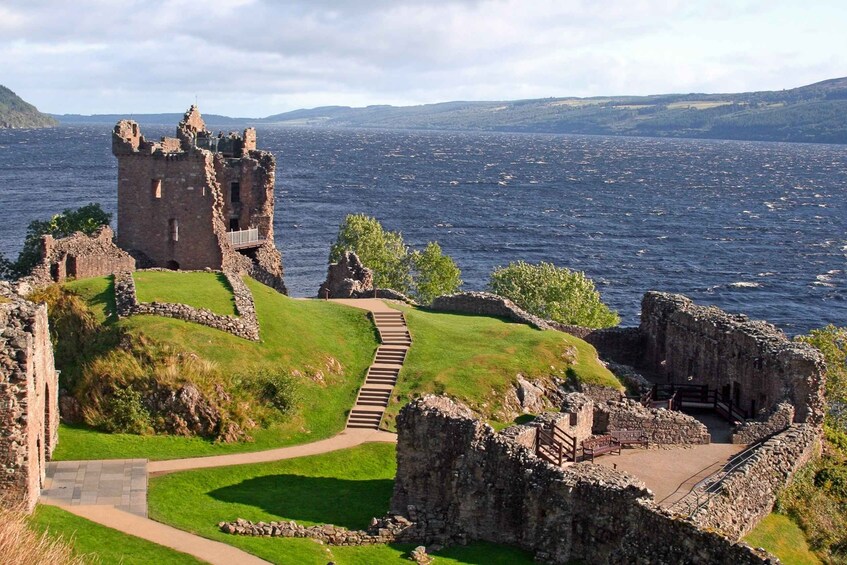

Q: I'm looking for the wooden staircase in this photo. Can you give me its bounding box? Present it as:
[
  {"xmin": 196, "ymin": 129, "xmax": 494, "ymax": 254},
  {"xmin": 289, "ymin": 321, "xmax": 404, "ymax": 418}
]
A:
[{"xmin": 346, "ymin": 311, "xmax": 410, "ymax": 430}]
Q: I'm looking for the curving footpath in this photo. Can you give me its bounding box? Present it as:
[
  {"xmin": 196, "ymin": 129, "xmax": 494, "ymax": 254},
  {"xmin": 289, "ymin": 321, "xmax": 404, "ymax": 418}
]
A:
[{"xmin": 41, "ymin": 298, "xmax": 401, "ymax": 565}]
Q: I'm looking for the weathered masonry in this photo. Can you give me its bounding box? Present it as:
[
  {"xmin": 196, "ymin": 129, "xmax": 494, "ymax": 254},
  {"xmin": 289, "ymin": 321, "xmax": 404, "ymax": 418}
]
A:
[
  {"xmin": 112, "ymin": 106, "xmax": 286, "ymax": 292},
  {"xmin": 0, "ymin": 283, "xmax": 59, "ymax": 511}
]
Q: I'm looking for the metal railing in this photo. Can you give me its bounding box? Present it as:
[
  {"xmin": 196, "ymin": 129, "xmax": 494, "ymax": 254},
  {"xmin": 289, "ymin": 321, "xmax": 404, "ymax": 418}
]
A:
[{"xmin": 228, "ymin": 228, "xmax": 260, "ymax": 247}]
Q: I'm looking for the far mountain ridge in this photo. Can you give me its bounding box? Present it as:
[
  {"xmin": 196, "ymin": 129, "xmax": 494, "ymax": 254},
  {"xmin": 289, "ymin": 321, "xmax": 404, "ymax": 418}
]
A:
[
  {"xmin": 0, "ymin": 85, "xmax": 58, "ymax": 129},
  {"xmin": 53, "ymin": 77, "xmax": 847, "ymax": 144}
]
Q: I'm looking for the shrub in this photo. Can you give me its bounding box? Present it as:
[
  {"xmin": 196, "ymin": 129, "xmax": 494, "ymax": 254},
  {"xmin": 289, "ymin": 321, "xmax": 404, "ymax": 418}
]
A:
[
  {"xmin": 488, "ymin": 261, "xmax": 619, "ymax": 328},
  {"xmin": 330, "ymin": 214, "xmax": 411, "ymax": 293},
  {"xmin": 814, "ymin": 466, "xmax": 847, "ymax": 501},
  {"xmin": 409, "ymin": 242, "xmax": 462, "ymax": 304},
  {"xmin": 100, "ymin": 386, "xmax": 151, "ymax": 434},
  {"xmin": 796, "ymin": 325, "xmax": 847, "ymax": 431},
  {"xmin": 254, "ymin": 369, "xmax": 299, "ymax": 416}
]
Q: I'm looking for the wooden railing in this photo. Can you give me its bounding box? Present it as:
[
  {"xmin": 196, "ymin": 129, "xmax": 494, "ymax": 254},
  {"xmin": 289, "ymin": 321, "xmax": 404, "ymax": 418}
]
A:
[
  {"xmin": 535, "ymin": 425, "xmax": 578, "ymax": 466},
  {"xmin": 651, "ymin": 384, "xmax": 749, "ymax": 422}
]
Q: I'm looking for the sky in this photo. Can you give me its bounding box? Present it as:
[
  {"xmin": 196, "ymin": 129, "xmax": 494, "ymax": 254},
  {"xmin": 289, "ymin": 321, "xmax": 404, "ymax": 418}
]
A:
[{"xmin": 2, "ymin": 0, "xmax": 845, "ymax": 117}]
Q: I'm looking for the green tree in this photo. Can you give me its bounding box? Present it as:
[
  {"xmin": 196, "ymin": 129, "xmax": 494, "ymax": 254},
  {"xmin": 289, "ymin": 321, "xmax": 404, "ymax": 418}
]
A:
[
  {"xmin": 797, "ymin": 325, "xmax": 847, "ymax": 430},
  {"xmin": 488, "ymin": 261, "xmax": 619, "ymax": 328},
  {"xmin": 329, "ymin": 214, "xmax": 412, "ymax": 293},
  {"xmin": 409, "ymin": 242, "xmax": 462, "ymax": 304},
  {"xmin": 5, "ymin": 203, "xmax": 111, "ymax": 278}
]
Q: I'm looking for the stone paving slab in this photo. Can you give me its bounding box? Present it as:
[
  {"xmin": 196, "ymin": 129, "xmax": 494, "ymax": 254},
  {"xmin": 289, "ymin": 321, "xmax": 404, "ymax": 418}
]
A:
[{"xmin": 42, "ymin": 459, "xmax": 147, "ymax": 517}]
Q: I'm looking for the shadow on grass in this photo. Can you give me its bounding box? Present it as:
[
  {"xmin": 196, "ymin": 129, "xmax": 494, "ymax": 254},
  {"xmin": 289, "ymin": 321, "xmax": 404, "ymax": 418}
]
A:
[
  {"xmin": 90, "ymin": 275, "xmax": 118, "ymax": 323},
  {"xmin": 209, "ymin": 474, "xmax": 394, "ymax": 530}
]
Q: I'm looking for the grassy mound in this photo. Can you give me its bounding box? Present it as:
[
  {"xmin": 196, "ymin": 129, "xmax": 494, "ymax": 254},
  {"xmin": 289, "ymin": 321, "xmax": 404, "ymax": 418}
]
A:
[
  {"xmin": 30, "ymin": 505, "xmax": 203, "ymax": 564},
  {"xmin": 149, "ymin": 443, "xmax": 533, "ymax": 564},
  {"xmin": 384, "ymin": 304, "xmax": 621, "ymax": 429},
  {"xmin": 744, "ymin": 513, "xmax": 821, "ymax": 565},
  {"xmin": 52, "ymin": 275, "xmax": 378, "ymax": 460},
  {"xmin": 134, "ymin": 271, "xmax": 238, "ymax": 316}
]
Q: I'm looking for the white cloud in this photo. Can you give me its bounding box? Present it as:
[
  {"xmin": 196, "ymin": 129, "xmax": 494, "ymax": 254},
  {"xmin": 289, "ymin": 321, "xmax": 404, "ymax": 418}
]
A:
[{"xmin": 1, "ymin": 0, "xmax": 844, "ymax": 115}]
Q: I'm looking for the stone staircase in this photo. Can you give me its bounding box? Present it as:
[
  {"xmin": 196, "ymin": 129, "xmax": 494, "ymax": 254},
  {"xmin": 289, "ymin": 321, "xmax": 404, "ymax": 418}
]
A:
[{"xmin": 347, "ymin": 311, "xmax": 410, "ymax": 430}]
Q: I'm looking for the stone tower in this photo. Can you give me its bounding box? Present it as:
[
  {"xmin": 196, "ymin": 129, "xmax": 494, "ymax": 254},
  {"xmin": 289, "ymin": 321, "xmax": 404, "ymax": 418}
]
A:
[{"xmin": 112, "ymin": 106, "xmax": 286, "ymax": 292}]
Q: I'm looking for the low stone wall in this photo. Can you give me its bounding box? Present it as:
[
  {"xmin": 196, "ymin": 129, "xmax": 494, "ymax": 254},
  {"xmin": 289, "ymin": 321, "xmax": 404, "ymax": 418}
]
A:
[
  {"xmin": 732, "ymin": 403, "xmax": 795, "ymax": 445},
  {"xmin": 687, "ymin": 424, "xmax": 819, "ymax": 539},
  {"xmin": 430, "ymin": 292, "xmax": 551, "ymax": 329},
  {"xmin": 114, "ymin": 271, "xmax": 259, "ymax": 341},
  {"xmin": 219, "ymin": 515, "xmax": 416, "ymax": 545},
  {"xmin": 593, "ymin": 399, "xmax": 711, "ymax": 445},
  {"xmin": 391, "ymin": 396, "xmax": 775, "ymax": 564}
]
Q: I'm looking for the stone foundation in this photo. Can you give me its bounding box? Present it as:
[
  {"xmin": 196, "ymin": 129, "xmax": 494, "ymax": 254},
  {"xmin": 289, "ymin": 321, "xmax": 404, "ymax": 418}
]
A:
[
  {"xmin": 593, "ymin": 399, "xmax": 712, "ymax": 445},
  {"xmin": 430, "ymin": 292, "xmax": 551, "ymax": 329},
  {"xmin": 390, "ymin": 396, "xmax": 776, "ymax": 564},
  {"xmin": 219, "ymin": 515, "xmax": 417, "ymax": 545},
  {"xmin": 114, "ymin": 271, "xmax": 259, "ymax": 341}
]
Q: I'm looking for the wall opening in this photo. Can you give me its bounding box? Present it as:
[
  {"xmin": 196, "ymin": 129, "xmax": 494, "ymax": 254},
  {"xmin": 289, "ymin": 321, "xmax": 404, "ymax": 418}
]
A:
[
  {"xmin": 229, "ymin": 218, "xmax": 240, "ymax": 231},
  {"xmin": 230, "ymin": 181, "xmax": 241, "ymax": 203},
  {"xmin": 168, "ymin": 218, "xmax": 179, "ymax": 242},
  {"xmin": 166, "ymin": 260, "xmax": 180, "ymax": 270},
  {"xmin": 152, "ymin": 179, "xmax": 162, "ymax": 199}
]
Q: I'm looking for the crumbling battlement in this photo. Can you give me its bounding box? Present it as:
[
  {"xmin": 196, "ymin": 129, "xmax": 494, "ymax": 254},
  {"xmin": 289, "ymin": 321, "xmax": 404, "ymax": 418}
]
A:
[
  {"xmin": 391, "ymin": 396, "xmax": 776, "ymax": 564},
  {"xmin": 0, "ymin": 282, "xmax": 59, "ymax": 511},
  {"xmin": 112, "ymin": 106, "xmax": 285, "ymax": 293},
  {"xmin": 25, "ymin": 225, "xmax": 135, "ymax": 287},
  {"xmin": 640, "ymin": 292, "xmax": 826, "ymax": 425}
]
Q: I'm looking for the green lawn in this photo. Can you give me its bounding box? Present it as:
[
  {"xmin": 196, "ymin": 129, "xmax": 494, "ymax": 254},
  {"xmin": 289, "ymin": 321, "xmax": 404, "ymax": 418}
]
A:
[
  {"xmin": 30, "ymin": 505, "xmax": 204, "ymax": 565},
  {"xmin": 134, "ymin": 270, "xmax": 238, "ymax": 316},
  {"xmin": 383, "ymin": 304, "xmax": 621, "ymax": 429},
  {"xmin": 149, "ymin": 443, "xmax": 533, "ymax": 565},
  {"xmin": 57, "ymin": 276, "xmax": 379, "ymax": 461},
  {"xmin": 744, "ymin": 513, "xmax": 821, "ymax": 565}
]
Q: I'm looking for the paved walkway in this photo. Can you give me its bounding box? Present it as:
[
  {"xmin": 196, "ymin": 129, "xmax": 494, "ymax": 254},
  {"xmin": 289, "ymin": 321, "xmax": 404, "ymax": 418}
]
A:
[{"xmin": 42, "ymin": 459, "xmax": 147, "ymax": 516}]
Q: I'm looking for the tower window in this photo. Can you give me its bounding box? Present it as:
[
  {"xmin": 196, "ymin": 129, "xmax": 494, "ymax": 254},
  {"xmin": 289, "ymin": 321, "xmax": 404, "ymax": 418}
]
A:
[
  {"xmin": 152, "ymin": 179, "xmax": 162, "ymax": 198},
  {"xmin": 168, "ymin": 218, "xmax": 179, "ymax": 242},
  {"xmin": 230, "ymin": 182, "xmax": 240, "ymax": 203}
]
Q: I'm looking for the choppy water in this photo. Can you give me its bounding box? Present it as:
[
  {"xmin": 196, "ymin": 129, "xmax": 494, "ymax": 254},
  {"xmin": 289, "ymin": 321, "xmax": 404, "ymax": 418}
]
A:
[{"xmin": 1, "ymin": 124, "xmax": 845, "ymax": 334}]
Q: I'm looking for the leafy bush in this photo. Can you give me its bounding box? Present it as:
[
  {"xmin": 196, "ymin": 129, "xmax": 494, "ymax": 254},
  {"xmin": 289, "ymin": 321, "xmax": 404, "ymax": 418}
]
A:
[
  {"xmin": 814, "ymin": 466, "xmax": 847, "ymax": 501},
  {"xmin": 796, "ymin": 325, "xmax": 847, "ymax": 431},
  {"xmin": 488, "ymin": 261, "xmax": 619, "ymax": 328},
  {"xmin": 100, "ymin": 386, "xmax": 151, "ymax": 434},
  {"xmin": 329, "ymin": 214, "xmax": 462, "ymax": 303},
  {"xmin": 4, "ymin": 203, "xmax": 110, "ymax": 278},
  {"xmin": 409, "ymin": 242, "xmax": 462, "ymax": 304}
]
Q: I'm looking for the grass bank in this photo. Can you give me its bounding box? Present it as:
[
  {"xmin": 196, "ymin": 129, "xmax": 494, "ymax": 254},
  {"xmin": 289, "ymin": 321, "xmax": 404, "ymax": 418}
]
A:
[
  {"xmin": 134, "ymin": 270, "xmax": 238, "ymax": 316},
  {"xmin": 744, "ymin": 513, "xmax": 821, "ymax": 565},
  {"xmin": 55, "ymin": 276, "xmax": 378, "ymax": 460},
  {"xmin": 149, "ymin": 443, "xmax": 533, "ymax": 564},
  {"xmin": 384, "ymin": 304, "xmax": 620, "ymax": 429}
]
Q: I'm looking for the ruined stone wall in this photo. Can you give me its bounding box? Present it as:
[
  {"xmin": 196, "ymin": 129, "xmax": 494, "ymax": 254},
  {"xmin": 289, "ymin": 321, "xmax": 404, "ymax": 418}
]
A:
[
  {"xmin": 391, "ymin": 396, "xmax": 774, "ymax": 564},
  {"xmin": 0, "ymin": 284, "xmax": 59, "ymax": 511},
  {"xmin": 592, "ymin": 399, "xmax": 712, "ymax": 445},
  {"xmin": 430, "ymin": 292, "xmax": 552, "ymax": 329},
  {"xmin": 114, "ymin": 271, "xmax": 259, "ymax": 341},
  {"xmin": 731, "ymin": 402, "xmax": 795, "ymax": 445},
  {"xmin": 640, "ymin": 292, "xmax": 826, "ymax": 425},
  {"xmin": 686, "ymin": 424, "xmax": 819, "ymax": 539},
  {"xmin": 26, "ymin": 226, "xmax": 135, "ymax": 287}
]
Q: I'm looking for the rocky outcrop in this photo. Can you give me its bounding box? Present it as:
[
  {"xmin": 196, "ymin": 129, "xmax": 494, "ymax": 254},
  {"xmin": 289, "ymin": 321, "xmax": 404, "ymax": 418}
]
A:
[
  {"xmin": 114, "ymin": 270, "xmax": 259, "ymax": 341},
  {"xmin": 144, "ymin": 383, "xmax": 226, "ymax": 439},
  {"xmin": 318, "ymin": 251, "xmax": 374, "ymax": 298},
  {"xmin": 390, "ymin": 396, "xmax": 776, "ymax": 564}
]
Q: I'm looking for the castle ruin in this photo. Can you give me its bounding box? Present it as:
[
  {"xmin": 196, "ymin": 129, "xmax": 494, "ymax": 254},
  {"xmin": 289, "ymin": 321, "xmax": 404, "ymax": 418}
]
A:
[
  {"xmin": 112, "ymin": 107, "xmax": 285, "ymax": 292},
  {"xmin": 0, "ymin": 283, "xmax": 59, "ymax": 511}
]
